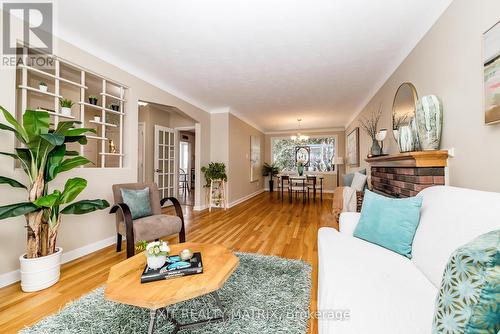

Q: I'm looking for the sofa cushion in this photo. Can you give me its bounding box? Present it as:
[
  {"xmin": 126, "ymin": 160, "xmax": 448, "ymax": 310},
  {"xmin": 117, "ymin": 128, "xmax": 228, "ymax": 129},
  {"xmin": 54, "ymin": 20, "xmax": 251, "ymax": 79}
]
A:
[
  {"xmin": 117, "ymin": 214, "xmax": 182, "ymax": 242},
  {"xmin": 353, "ymin": 190, "xmax": 423, "ymax": 258},
  {"xmin": 318, "ymin": 227, "xmax": 437, "ymax": 334},
  {"xmin": 432, "ymin": 229, "xmax": 500, "ymax": 334},
  {"xmin": 350, "ymin": 172, "xmax": 367, "ymax": 192},
  {"xmin": 412, "ymin": 186, "xmax": 500, "ymax": 288},
  {"xmin": 120, "ymin": 187, "xmax": 152, "ymax": 219},
  {"xmin": 343, "ymin": 168, "xmax": 366, "ymax": 187}
]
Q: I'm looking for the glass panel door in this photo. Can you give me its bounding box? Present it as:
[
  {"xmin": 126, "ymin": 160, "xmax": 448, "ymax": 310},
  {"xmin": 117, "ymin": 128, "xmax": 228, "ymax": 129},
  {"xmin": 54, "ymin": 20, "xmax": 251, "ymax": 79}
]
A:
[{"xmin": 154, "ymin": 125, "xmax": 177, "ymax": 199}]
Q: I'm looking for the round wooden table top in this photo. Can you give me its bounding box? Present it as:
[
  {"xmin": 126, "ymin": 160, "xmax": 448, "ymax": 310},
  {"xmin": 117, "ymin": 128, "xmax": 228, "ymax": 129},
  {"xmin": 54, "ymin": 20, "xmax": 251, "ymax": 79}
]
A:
[{"xmin": 104, "ymin": 242, "xmax": 239, "ymax": 309}]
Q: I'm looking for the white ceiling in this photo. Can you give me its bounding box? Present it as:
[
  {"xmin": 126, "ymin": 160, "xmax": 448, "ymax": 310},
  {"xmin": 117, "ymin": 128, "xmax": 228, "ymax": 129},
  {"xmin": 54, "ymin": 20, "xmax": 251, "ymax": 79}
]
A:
[{"xmin": 55, "ymin": 0, "xmax": 452, "ymax": 132}]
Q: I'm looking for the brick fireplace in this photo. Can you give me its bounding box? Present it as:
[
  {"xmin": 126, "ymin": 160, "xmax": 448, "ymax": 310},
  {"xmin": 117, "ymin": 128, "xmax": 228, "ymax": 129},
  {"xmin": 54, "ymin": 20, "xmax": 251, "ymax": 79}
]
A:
[{"xmin": 365, "ymin": 150, "xmax": 449, "ymax": 198}]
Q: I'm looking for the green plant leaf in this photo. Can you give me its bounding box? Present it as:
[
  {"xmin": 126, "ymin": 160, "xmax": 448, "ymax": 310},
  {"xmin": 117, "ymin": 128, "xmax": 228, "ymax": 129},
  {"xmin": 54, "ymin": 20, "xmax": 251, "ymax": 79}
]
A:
[
  {"xmin": 65, "ymin": 150, "xmax": 80, "ymax": 156},
  {"xmin": 60, "ymin": 199, "xmax": 109, "ymax": 215},
  {"xmin": 59, "ymin": 177, "xmax": 87, "ymax": 204},
  {"xmin": 55, "ymin": 120, "xmax": 81, "ymax": 134},
  {"xmin": 64, "ymin": 135, "xmax": 87, "ymax": 145},
  {"xmin": 58, "ymin": 156, "xmax": 92, "ymax": 173},
  {"xmin": 45, "ymin": 145, "xmax": 66, "ymax": 182},
  {"xmin": 0, "ymin": 176, "xmax": 27, "ymax": 189},
  {"xmin": 0, "ymin": 123, "xmax": 28, "ymax": 144},
  {"xmin": 0, "ymin": 202, "xmax": 38, "ymax": 219},
  {"xmin": 0, "ymin": 106, "xmax": 28, "ymax": 143},
  {"xmin": 23, "ymin": 110, "xmax": 49, "ymax": 142},
  {"xmin": 15, "ymin": 148, "xmax": 32, "ymax": 173},
  {"xmin": 0, "ymin": 151, "xmax": 19, "ymax": 160},
  {"xmin": 64, "ymin": 128, "xmax": 96, "ymax": 136},
  {"xmin": 33, "ymin": 191, "xmax": 61, "ymax": 208},
  {"xmin": 40, "ymin": 133, "xmax": 65, "ymax": 146}
]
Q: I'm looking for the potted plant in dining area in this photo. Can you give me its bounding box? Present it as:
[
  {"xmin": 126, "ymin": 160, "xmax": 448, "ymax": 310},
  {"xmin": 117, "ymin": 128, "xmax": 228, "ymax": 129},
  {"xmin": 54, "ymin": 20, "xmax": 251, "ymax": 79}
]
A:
[
  {"xmin": 296, "ymin": 159, "xmax": 306, "ymax": 176},
  {"xmin": 59, "ymin": 98, "xmax": 74, "ymax": 116},
  {"xmin": 0, "ymin": 107, "xmax": 110, "ymax": 292},
  {"xmin": 262, "ymin": 162, "xmax": 280, "ymax": 192}
]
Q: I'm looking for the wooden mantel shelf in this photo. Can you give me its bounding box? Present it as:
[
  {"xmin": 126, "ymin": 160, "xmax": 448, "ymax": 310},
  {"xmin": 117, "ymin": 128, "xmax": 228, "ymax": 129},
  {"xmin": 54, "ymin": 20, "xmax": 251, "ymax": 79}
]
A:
[{"xmin": 365, "ymin": 150, "xmax": 449, "ymax": 167}]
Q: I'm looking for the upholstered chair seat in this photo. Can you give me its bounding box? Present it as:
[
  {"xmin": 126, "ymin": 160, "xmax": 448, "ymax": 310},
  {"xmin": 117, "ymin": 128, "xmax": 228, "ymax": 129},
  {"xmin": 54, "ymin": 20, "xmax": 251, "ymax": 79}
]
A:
[{"xmin": 116, "ymin": 214, "xmax": 182, "ymax": 243}]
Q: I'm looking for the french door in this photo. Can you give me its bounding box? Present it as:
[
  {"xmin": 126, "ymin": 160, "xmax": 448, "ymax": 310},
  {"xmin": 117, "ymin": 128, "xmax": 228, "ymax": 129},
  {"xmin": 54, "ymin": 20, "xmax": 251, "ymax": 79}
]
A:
[{"xmin": 154, "ymin": 125, "xmax": 177, "ymax": 200}]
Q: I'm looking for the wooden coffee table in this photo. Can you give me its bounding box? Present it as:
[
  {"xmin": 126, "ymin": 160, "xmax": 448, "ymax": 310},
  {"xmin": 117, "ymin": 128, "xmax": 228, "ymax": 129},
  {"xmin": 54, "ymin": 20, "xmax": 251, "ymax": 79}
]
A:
[{"xmin": 104, "ymin": 242, "xmax": 239, "ymax": 334}]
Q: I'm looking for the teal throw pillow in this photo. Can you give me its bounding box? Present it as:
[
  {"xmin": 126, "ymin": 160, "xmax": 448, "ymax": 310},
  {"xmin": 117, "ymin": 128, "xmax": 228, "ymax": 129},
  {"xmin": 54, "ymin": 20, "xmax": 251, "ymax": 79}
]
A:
[
  {"xmin": 343, "ymin": 168, "xmax": 366, "ymax": 187},
  {"xmin": 120, "ymin": 187, "xmax": 152, "ymax": 220},
  {"xmin": 353, "ymin": 190, "xmax": 423, "ymax": 258},
  {"xmin": 432, "ymin": 230, "xmax": 500, "ymax": 334}
]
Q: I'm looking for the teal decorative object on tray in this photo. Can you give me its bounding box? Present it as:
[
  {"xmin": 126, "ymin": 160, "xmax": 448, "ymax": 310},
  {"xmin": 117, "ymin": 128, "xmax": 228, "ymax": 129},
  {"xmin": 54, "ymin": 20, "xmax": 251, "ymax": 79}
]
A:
[
  {"xmin": 415, "ymin": 95, "xmax": 443, "ymax": 150},
  {"xmin": 141, "ymin": 252, "xmax": 203, "ymax": 283}
]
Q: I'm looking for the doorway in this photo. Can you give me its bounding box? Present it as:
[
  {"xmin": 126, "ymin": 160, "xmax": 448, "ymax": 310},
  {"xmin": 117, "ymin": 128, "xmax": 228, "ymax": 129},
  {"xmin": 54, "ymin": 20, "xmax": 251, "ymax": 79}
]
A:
[
  {"xmin": 177, "ymin": 128, "xmax": 195, "ymax": 205},
  {"xmin": 154, "ymin": 125, "xmax": 177, "ymax": 199}
]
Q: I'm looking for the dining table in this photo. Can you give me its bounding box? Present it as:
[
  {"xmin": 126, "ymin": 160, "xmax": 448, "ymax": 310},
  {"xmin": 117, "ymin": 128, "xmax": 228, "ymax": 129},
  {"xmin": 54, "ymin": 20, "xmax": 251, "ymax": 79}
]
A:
[{"xmin": 277, "ymin": 174, "xmax": 324, "ymax": 202}]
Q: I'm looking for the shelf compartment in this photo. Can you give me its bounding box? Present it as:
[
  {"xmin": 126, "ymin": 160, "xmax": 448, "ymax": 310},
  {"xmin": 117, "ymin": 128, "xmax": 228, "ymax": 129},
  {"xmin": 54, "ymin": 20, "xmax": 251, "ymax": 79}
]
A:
[
  {"xmin": 100, "ymin": 92, "xmax": 125, "ymax": 102},
  {"xmin": 99, "ymin": 152, "xmax": 124, "ymax": 156},
  {"xmin": 78, "ymin": 101, "xmax": 125, "ymax": 115},
  {"xmin": 89, "ymin": 120, "xmax": 117, "ymax": 127},
  {"xmin": 19, "ymin": 85, "xmax": 62, "ymax": 98},
  {"xmin": 19, "ymin": 65, "xmax": 87, "ymax": 89},
  {"xmin": 35, "ymin": 109, "xmax": 76, "ymax": 119},
  {"xmin": 86, "ymin": 135, "xmax": 109, "ymax": 141}
]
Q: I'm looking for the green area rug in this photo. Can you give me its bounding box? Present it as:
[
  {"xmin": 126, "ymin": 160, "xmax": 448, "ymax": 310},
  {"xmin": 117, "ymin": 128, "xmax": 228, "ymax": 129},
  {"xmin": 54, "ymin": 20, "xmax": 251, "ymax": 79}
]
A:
[{"xmin": 22, "ymin": 253, "xmax": 312, "ymax": 334}]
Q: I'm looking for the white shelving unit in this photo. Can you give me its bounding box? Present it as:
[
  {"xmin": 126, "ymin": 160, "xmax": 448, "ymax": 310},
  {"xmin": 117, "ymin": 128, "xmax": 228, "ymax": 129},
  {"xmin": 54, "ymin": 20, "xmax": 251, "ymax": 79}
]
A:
[{"xmin": 17, "ymin": 48, "xmax": 127, "ymax": 168}]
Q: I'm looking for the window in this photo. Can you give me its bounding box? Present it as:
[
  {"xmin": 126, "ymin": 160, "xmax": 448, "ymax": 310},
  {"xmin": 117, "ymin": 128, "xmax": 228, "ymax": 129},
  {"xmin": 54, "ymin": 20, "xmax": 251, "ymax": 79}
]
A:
[
  {"xmin": 271, "ymin": 136, "xmax": 336, "ymax": 172},
  {"xmin": 179, "ymin": 141, "xmax": 189, "ymax": 172}
]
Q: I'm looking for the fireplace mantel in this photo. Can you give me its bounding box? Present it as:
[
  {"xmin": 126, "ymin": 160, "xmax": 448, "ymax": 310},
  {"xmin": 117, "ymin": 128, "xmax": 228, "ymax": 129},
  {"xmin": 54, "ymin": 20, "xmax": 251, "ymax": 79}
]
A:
[
  {"xmin": 366, "ymin": 150, "xmax": 448, "ymax": 198},
  {"xmin": 365, "ymin": 150, "xmax": 449, "ymax": 167}
]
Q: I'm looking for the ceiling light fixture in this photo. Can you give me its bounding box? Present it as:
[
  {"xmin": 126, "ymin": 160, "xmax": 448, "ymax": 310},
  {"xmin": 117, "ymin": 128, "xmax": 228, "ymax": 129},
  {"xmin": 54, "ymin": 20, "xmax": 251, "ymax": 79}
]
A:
[{"xmin": 290, "ymin": 118, "xmax": 309, "ymax": 141}]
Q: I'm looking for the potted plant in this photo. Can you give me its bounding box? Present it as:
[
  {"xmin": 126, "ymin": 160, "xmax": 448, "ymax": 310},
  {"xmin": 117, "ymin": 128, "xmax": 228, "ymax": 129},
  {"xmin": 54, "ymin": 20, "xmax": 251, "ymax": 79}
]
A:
[
  {"xmin": 39, "ymin": 82, "xmax": 48, "ymax": 92},
  {"xmin": 262, "ymin": 162, "xmax": 280, "ymax": 192},
  {"xmin": 88, "ymin": 95, "xmax": 98, "ymax": 105},
  {"xmin": 0, "ymin": 107, "xmax": 109, "ymax": 292},
  {"xmin": 136, "ymin": 240, "xmax": 170, "ymax": 270},
  {"xmin": 59, "ymin": 98, "xmax": 74, "ymax": 116},
  {"xmin": 109, "ymin": 103, "xmax": 120, "ymax": 112},
  {"xmin": 201, "ymin": 162, "xmax": 227, "ymax": 187}
]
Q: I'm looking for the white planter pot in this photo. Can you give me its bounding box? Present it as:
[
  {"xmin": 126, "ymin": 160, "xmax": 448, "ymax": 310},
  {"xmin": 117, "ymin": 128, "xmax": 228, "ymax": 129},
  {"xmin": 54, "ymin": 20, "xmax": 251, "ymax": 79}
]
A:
[
  {"xmin": 39, "ymin": 85, "xmax": 48, "ymax": 92},
  {"xmin": 19, "ymin": 247, "xmax": 63, "ymax": 292},
  {"xmin": 60, "ymin": 107, "xmax": 72, "ymax": 116},
  {"xmin": 147, "ymin": 255, "xmax": 166, "ymax": 270}
]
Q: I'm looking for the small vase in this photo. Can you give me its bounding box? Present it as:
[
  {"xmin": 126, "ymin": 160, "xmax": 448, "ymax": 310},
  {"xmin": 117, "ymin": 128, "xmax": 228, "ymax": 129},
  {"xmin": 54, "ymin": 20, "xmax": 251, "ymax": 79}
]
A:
[
  {"xmin": 39, "ymin": 85, "xmax": 48, "ymax": 92},
  {"xmin": 398, "ymin": 125, "xmax": 414, "ymax": 152},
  {"xmin": 60, "ymin": 107, "xmax": 72, "ymax": 116},
  {"xmin": 415, "ymin": 95, "xmax": 442, "ymax": 150},
  {"xmin": 297, "ymin": 166, "xmax": 304, "ymax": 176},
  {"xmin": 147, "ymin": 255, "xmax": 166, "ymax": 270},
  {"xmin": 370, "ymin": 139, "xmax": 382, "ymax": 156}
]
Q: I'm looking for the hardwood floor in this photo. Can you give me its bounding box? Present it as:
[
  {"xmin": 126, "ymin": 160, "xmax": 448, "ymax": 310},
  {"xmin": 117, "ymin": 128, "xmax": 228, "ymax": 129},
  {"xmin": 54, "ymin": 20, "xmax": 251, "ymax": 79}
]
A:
[{"xmin": 0, "ymin": 191, "xmax": 337, "ymax": 333}]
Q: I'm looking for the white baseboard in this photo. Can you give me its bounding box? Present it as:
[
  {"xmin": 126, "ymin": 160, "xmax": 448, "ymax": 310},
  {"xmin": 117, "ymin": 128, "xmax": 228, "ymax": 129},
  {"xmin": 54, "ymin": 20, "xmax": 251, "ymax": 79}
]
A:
[
  {"xmin": 193, "ymin": 204, "xmax": 208, "ymax": 211},
  {"xmin": 0, "ymin": 235, "xmax": 116, "ymax": 288},
  {"xmin": 264, "ymin": 188, "xmax": 335, "ymax": 193},
  {"xmin": 228, "ymin": 189, "xmax": 264, "ymax": 208}
]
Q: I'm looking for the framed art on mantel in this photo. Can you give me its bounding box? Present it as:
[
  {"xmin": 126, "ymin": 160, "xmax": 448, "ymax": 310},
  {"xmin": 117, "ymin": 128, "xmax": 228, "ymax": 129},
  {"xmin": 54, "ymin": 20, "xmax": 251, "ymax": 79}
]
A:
[
  {"xmin": 484, "ymin": 20, "xmax": 500, "ymax": 124},
  {"xmin": 347, "ymin": 127, "xmax": 360, "ymax": 167}
]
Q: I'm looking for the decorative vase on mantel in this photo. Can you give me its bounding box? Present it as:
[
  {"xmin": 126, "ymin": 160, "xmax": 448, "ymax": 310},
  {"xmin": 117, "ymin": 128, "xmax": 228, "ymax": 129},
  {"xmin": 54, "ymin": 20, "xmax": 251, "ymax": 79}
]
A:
[
  {"xmin": 415, "ymin": 95, "xmax": 443, "ymax": 150},
  {"xmin": 370, "ymin": 138, "xmax": 382, "ymax": 156}
]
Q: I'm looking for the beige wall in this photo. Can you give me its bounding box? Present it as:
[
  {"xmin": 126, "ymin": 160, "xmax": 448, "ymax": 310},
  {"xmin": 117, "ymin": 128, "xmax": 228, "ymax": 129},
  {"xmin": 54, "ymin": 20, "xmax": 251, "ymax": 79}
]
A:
[
  {"xmin": 0, "ymin": 12, "xmax": 211, "ymax": 276},
  {"xmin": 345, "ymin": 0, "xmax": 500, "ymax": 192},
  {"xmin": 210, "ymin": 113, "xmax": 230, "ymax": 165},
  {"xmin": 228, "ymin": 113, "xmax": 265, "ymax": 203},
  {"xmin": 264, "ymin": 130, "xmax": 346, "ymax": 191}
]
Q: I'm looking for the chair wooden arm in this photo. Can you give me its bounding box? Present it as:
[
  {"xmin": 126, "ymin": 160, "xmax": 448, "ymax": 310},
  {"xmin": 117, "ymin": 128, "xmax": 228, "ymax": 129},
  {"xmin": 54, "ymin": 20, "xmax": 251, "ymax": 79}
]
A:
[
  {"xmin": 160, "ymin": 197, "xmax": 186, "ymax": 243},
  {"xmin": 109, "ymin": 203, "xmax": 135, "ymax": 257}
]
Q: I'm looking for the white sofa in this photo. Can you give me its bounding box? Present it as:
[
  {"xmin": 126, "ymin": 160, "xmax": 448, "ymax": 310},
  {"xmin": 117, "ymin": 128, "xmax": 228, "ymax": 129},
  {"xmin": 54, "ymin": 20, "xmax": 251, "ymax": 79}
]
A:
[{"xmin": 318, "ymin": 186, "xmax": 500, "ymax": 334}]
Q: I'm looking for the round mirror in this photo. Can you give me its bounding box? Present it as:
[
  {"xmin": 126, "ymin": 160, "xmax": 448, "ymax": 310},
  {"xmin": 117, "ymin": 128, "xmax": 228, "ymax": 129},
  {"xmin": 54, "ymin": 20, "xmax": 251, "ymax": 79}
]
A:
[{"xmin": 392, "ymin": 82, "xmax": 418, "ymax": 140}]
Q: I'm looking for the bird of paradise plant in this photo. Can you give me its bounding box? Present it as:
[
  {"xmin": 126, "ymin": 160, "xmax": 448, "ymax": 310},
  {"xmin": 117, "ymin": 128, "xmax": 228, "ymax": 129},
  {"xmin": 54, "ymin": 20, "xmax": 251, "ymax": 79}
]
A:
[{"xmin": 0, "ymin": 107, "xmax": 109, "ymax": 258}]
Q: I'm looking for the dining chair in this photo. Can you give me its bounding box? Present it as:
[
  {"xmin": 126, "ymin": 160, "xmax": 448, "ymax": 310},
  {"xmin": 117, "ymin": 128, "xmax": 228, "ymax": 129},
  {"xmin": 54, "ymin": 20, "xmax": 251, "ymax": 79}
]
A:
[
  {"xmin": 306, "ymin": 175, "xmax": 317, "ymax": 201},
  {"xmin": 317, "ymin": 175, "xmax": 324, "ymax": 201},
  {"xmin": 280, "ymin": 175, "xmax": 291, "ymax": 201},
  {"xmin": 290, "ymin": 177, "xmax": 307, "ymax": 203}
]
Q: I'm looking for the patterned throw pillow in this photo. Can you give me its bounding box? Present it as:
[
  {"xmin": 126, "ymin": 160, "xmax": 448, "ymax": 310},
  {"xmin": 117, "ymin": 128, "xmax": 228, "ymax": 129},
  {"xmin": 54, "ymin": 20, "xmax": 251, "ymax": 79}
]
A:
[{"xmin": 432, "ymin": 230, "xmax": 500, "ymax": 334}]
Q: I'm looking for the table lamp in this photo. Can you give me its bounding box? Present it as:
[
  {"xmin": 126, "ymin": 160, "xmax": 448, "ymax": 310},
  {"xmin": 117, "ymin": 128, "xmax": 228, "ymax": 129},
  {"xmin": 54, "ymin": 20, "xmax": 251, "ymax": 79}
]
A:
[{"xmin": 332, "ymin": 156, "xmax": 344, "ymax": 187}]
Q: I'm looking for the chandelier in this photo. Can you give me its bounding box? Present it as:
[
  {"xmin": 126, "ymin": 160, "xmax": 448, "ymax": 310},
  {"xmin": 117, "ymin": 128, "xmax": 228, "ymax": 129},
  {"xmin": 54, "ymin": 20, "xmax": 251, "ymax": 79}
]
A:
[{"xmin": 290, "ymin": 118, "xmax": 309, "ymax": 141}]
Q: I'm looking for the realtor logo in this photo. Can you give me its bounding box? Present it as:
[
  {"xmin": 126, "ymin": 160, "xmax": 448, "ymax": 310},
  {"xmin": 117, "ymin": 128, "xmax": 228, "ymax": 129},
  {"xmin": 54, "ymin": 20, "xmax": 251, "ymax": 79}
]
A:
[{"xmin": 2, "ymin": 2, "xmax": 53, "ymax": 55}]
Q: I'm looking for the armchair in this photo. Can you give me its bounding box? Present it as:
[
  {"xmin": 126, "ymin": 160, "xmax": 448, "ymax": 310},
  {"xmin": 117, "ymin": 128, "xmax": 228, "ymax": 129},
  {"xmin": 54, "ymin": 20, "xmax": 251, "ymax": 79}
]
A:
[{"xmin": 110, "ymin": 183, "xmax": 186, "ymax": 258}]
